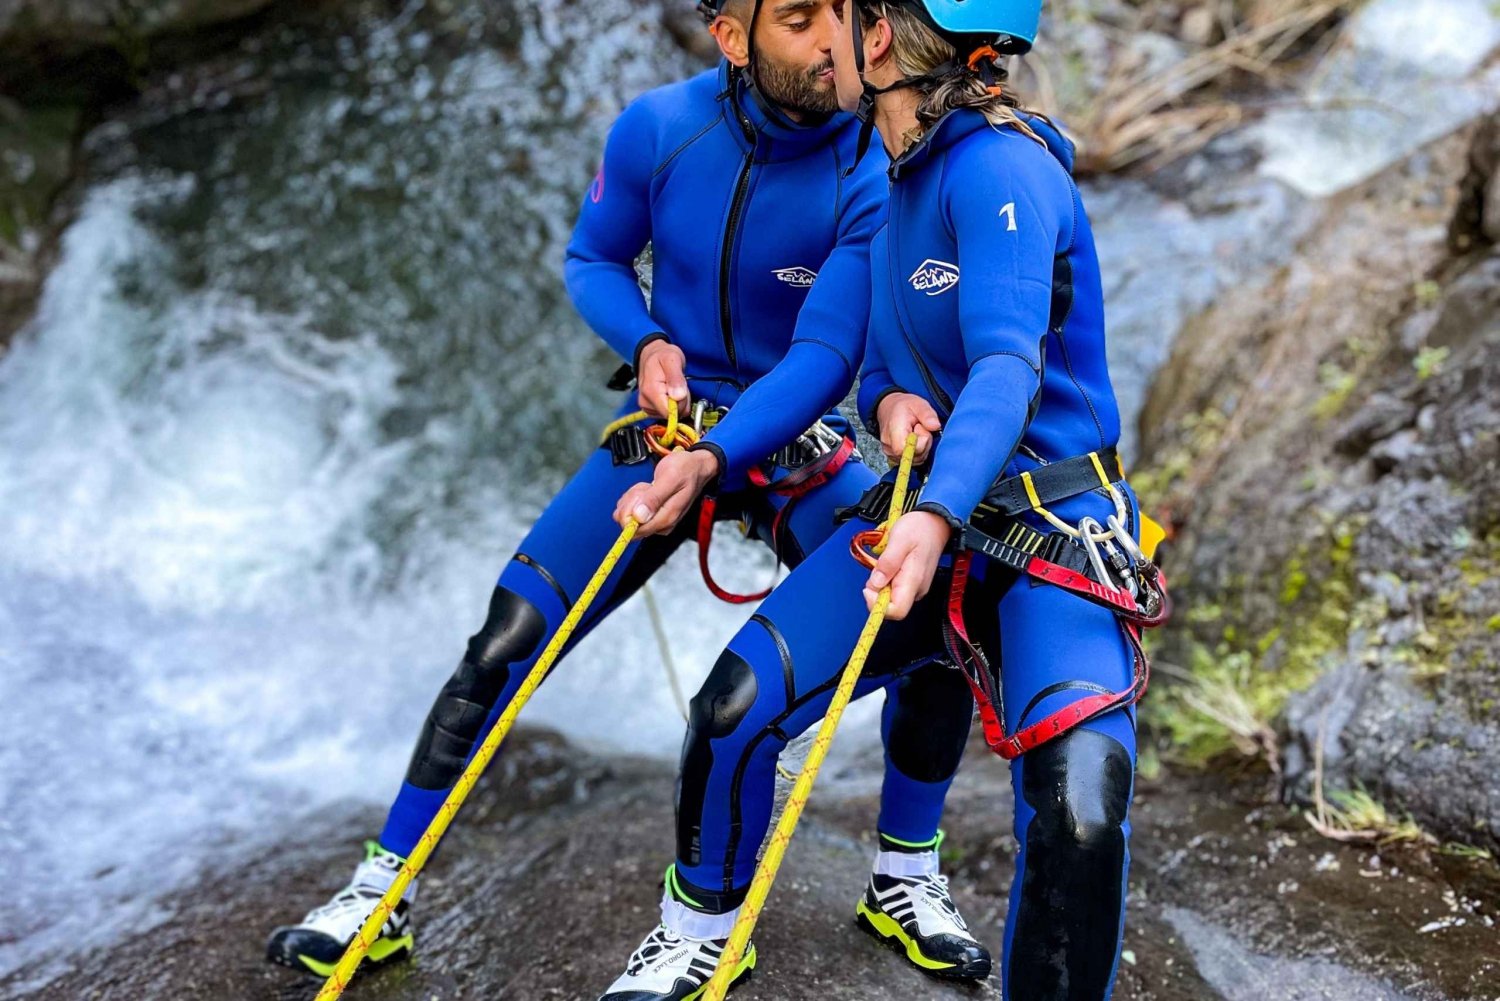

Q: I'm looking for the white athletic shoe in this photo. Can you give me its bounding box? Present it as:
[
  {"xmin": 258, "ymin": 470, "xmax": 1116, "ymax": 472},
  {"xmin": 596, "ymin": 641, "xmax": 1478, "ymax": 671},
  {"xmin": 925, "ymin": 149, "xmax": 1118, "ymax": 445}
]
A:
[
  {"xmin": 266, "ymin": 841, "xmax": 416, "ymax": 978},
  {"xmin": 856, "ymin": 868, "xmax": 992, "ymax": 980},
  {"xmin": 598, "ymin": 923, "xmax": 755, "ymax": 1000}
]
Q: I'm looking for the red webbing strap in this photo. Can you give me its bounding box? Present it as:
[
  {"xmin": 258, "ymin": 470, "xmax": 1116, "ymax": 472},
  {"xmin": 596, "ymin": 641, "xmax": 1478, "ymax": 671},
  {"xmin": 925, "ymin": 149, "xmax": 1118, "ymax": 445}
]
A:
[
  {"xmin": 996, "ymin": 641, "xmax": 1148, "ymax": 759},
  {"xmin": 699, "ymin": 435, "xmax": 856, "ymax": 604},
  {"xmin": 697, "ymin": 496, "xmax": 773, "ymax": 605},
  {"xmin": 943, "ymin": 552, "xmax": 1008, "ymax": 752},
  {"xmin": 746, "ymin": 435, "xmax": 855, "ymax": 492},
  {"xmin": 1024, "ymin": 556, "xmax": 1140, "ymax": 617},
  {"xmin": 947, "ymin": 555, "xmax": 1154, "ymax": 761},
  {"xmin": 962, "ymin": 520, "xmax": 1173, "ymax": 629}
]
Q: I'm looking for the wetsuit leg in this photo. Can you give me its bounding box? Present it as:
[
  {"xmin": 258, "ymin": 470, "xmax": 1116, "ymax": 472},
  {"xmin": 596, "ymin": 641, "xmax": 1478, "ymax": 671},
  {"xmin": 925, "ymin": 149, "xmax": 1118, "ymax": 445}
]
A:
[
  {"xmin": 993, "ymin": 576, "xmax": 1138, "ymax": 1001},
  {"xmin": 876, "ymin": 663, "xmax": 973, "ymax": 847},
  {"xmin": 673, "ymin": 515, "xmax": 953, "ymax": 906},
  {"xmin": 379, "ymin": 444, "xmax": 691, "ymax": 856},
  {"xmin": 761, "ymin": 462, "xmax": 973, "ymax": 851}
]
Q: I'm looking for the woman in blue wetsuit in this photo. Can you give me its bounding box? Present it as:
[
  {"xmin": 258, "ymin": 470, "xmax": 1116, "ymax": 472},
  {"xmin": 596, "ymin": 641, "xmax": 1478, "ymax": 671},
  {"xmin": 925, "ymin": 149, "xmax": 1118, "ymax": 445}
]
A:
[{"xmin": 611, "ymin": 1, "xmax": 1168, "ymax": 998}]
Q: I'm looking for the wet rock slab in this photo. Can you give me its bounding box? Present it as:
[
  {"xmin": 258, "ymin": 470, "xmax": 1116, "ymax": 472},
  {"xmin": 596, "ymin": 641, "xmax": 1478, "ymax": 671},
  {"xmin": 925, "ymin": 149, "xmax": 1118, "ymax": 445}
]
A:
[{"xmin": 7, "ymin": 730, "xmax": 1494, "ymax": 1001}]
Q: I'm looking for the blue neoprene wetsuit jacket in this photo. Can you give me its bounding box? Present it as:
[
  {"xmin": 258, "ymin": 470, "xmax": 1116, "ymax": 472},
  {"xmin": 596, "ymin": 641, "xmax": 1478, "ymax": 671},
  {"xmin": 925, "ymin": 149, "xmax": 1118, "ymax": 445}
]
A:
[
  {"xmin": 856, "ymin": 110, "xmax": 1122, "ymax": 521},
  {"xmin": 565, "ymin": 63, "xmax": 889, "ymax": 482}
]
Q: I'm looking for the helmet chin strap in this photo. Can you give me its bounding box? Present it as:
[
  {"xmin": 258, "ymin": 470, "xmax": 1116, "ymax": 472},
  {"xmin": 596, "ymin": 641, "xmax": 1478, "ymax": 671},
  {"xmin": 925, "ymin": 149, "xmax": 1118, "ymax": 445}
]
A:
[{"xmin": 847, "ymin": 4, "xmax": 962, "ymax": 172}]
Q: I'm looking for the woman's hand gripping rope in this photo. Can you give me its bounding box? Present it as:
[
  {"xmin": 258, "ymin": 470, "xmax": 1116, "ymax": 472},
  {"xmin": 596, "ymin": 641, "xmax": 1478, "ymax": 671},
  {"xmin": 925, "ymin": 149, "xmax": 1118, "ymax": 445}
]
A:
[
  {"xmin": 310, "ymin": 411, "xmax": 704, "ymax": 1000},
  {"xmin": 701, "ymin": 433, "xmax": 920, "ymax": 1001}
]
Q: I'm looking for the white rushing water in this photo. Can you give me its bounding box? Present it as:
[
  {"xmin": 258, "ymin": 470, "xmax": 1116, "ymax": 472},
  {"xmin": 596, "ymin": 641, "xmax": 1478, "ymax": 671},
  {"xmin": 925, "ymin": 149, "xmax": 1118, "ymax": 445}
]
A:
[
  {"xmin": 1253, "ymin": 0, "xmax": 1500, "ymax": 198},
  {"xmin": 0, "ymin": 153, "xmax": 764, "ymax": 993},
  {"xmin": 0, "ymin": 2, "xmax": 760, "ymax": 987}
]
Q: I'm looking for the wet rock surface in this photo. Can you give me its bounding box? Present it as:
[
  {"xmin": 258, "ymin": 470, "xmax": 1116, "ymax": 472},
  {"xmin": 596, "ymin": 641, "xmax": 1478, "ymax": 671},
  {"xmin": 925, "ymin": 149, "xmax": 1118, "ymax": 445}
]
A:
[
  {"xmin": 6, "ymin": 730, "xmax": 1494, "ymax": 1001},
  {"xmin": 1139, "ymin": 108, "xmax": 1500, "ymax": 852},
  {"xmin": 0, "ymin": 0, "xmax": 305, "ymax": 350}
]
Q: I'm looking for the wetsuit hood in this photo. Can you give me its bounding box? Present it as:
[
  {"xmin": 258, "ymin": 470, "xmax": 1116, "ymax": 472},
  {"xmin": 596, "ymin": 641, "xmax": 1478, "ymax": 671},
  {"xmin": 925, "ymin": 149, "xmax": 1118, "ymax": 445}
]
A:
[{"xmin": 889, "ymin": 107, "xmax": 1075, "ymax": 180}]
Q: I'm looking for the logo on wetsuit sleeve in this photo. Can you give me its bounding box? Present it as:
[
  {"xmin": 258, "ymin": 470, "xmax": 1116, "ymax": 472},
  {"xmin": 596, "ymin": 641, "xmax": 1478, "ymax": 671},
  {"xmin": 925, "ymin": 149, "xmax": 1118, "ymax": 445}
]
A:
[
  {"xmin": 908, "ymin": 259, "xmax": 959, "ymax": 296},
  {"xmin": 773, "ymin": 266, "xmax": 818, "ymax": 287},
  {"xmin": 589, "ymin": 164, "xmax": 605, "ymax": 204}
]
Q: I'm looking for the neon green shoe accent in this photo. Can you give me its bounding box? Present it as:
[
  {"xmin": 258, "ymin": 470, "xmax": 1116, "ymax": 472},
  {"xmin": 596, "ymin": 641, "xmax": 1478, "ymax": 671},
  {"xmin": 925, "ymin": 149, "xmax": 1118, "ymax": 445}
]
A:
[
  {"xmin": 294, "ymin": 933, "xmax": 414, "ymax": 978},
  {"xmin": 296, "ymin": 954, "xmax": 337, "ymax": 978},
  {"xmin": 364, "ymin": 839, "xmax": 408, "ymax": 864},
  {"xmin": 664, "ymin": 864, "xmax": 703, "ymax": 909},
  {"xmin": 856, "ymin": 899, "xmax": 957, "ymax": 971},
  {"xmin": 878, "ymin": 829, "xmax": 945, "ymax": 851},
  {"xmin": 683, "ymin": 943, "xmax": 756, "ymax": 1000}
]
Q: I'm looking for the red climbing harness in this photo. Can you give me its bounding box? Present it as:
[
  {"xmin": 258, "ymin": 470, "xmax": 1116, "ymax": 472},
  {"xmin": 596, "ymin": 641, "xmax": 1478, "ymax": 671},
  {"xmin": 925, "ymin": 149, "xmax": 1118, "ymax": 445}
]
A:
[
  {"xmin": 695, "ymin": 429, "xmax": 856, "ymax": 604},
  {"xmin": 943, "ymin": 449, "xmax": 1170, "ymax": 759}
]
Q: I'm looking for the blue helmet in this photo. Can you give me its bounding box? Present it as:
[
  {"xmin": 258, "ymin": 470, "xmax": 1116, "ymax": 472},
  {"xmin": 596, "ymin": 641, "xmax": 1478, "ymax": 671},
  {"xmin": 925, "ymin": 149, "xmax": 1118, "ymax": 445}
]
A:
[{"xmin": 883, "ymin": 0, "xmax": 1041, "ymax": 55}]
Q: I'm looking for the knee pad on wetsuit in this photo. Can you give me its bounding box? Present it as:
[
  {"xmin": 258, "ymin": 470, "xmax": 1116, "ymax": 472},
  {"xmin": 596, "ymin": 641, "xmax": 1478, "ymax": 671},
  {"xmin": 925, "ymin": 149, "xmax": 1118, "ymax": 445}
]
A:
[
  {"xmin": 404, "ymin": 586, "xmax": 548, "ymax": 790},
  {"xmin": 885, "ymin": 666, "xmax": 973, "ymax": 783},
  {"xmin": 677, "ymin": 650, "xmax": 759, "ymax": 867},
  {"xmin": 1008, "ymin": 727, "xmax": 1133, "ymax": 999}
]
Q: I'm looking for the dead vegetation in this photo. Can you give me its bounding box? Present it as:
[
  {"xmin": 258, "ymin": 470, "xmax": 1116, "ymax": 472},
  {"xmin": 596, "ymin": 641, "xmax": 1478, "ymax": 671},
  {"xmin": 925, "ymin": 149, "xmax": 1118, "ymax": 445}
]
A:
[
  {"xmin": 1020, "ymin": 0, "xmax": 1360, "ymax": 174},
  {"xmin": 1306, "ymin": 707, "xmax": 1436, "ymax": 846}
]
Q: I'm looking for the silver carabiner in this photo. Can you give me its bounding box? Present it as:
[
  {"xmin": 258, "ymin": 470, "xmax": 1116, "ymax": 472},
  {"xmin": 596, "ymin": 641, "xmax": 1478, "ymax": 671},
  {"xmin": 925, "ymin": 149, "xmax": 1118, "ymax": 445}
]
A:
[
  {"xmin": 1108, "ymin": 512, "xmax": 1149, "ymax": 571},
  {"xmin": 810, "ymin": 421, "xmax": 841, "ymax": 457},
  {"xmin": 1078, "ymin": 517, "xmax": 1122, "ymax": 596}
]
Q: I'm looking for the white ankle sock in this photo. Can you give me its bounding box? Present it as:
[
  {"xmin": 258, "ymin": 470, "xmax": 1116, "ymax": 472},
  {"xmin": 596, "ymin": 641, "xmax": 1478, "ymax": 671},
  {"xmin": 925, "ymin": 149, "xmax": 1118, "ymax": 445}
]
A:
[
  {"xmin": 874, "ymin": 847, "xmax": 940, "ymax": 878},
  {"xmin": 661, "ymin": 890, "xmax": 740, "ymax": 941}
]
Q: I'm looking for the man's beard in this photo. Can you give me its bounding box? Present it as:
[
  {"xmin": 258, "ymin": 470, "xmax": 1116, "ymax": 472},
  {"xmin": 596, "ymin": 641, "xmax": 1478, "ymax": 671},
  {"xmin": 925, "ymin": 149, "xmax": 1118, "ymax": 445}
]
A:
[{"xmin": 754, "ymin": 55, "xmax": 838, "ymax": 117}]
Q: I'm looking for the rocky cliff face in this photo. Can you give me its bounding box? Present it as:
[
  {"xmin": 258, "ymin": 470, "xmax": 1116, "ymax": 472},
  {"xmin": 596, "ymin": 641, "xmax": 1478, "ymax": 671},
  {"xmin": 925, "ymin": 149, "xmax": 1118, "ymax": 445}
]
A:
[
  {"xmin": 0, "ymin": 0, "xmax": 295, "ymax": 350},
  {"xmin": 1139, "ymin": 111, "xmax": 1500, "ymax": 852},
  {"xmin": 0, "ymin": 0, "xmax": 282, "ymax": 83}
]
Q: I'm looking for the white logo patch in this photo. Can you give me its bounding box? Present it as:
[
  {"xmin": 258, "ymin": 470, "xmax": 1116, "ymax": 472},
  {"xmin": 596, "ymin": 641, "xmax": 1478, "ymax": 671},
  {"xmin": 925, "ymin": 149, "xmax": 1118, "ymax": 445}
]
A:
[
  {"xmin": 999, "ymin": 202, "xmax": 1018, "ymax": 231},
  {"xmin": 908, "ymin": 259, "xmax": 959, "ymax": 296},
  {"xmin": 773, "ymin": 266, "xmax": 818, "ymax": 287}
]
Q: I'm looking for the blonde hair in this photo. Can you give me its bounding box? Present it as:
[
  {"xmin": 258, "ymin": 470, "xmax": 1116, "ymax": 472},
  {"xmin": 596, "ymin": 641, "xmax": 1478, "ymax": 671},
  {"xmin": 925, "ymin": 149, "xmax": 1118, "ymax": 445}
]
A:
[{"xmin": 859, "ymin": 1, "xmax": 1045, "ymax": 152}]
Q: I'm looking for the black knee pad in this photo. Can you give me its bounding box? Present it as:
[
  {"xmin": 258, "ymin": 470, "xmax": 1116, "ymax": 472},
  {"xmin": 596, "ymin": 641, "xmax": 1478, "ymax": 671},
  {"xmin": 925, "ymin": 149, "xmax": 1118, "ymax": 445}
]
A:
[
  {"xmin": 885, "ymin": 665, "xmax": 973, "ymax": 784},
  {"xmin": 1008, "ymin": 728, "xmax": 1134, "ymax": 999},
  {"xmin": 404, "ymin": 587, "xmax": 547, "ymax": 790},
  {"xmin": 677, "ymin": 651, "xmax": 759, "ymax": 866},
  {"xmin": 465, "ymin": 586, "xmax": 550, "ymax": 673},
  {"xmin": 688, "ymin": 650, "xmax": 760, "ymax": 738}
]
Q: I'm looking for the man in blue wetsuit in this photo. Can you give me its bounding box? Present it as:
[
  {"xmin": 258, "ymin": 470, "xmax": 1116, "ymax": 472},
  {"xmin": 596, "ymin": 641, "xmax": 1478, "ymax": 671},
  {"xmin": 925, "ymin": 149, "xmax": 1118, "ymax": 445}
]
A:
[{"xmin": 266, "ymin": 0, "xmax": 986, "ymax": 989}]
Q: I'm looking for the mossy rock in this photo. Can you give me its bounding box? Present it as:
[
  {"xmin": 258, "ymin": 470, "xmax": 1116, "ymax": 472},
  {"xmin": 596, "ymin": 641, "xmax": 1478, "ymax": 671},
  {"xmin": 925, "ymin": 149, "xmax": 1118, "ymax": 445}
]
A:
[{"xmin": 0, "ymin": 99, "xmax": 78, "ymax": 248}]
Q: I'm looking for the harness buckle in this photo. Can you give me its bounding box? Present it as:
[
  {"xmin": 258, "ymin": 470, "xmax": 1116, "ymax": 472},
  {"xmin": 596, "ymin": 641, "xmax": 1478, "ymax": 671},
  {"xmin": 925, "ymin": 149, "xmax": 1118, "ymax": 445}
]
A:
[{"xmin": 607, "ymin": 425, "xmax": 652, "ymax": 466}]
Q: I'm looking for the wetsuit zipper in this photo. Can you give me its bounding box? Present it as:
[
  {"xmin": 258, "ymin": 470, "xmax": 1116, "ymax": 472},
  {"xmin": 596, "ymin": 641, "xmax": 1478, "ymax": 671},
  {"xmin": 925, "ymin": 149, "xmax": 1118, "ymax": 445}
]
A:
[{"xmin": 719, "ymin": 107, "xmax": 755, "ymax": 378}]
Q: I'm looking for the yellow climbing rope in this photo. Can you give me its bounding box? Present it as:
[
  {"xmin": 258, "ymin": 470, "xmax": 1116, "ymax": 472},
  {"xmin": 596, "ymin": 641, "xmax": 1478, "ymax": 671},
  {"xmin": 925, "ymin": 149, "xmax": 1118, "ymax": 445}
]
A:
[
  {"xmin": 702, "ymin": 433, "xmax": 919, "ymax": 1001},
  {"xmin": 313, "ymin": 403, "xmax": 687, "ymax": 1001},
  {"xmin": 599, "ymin": 400, "xmax": 696, "ymax": 456}
]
